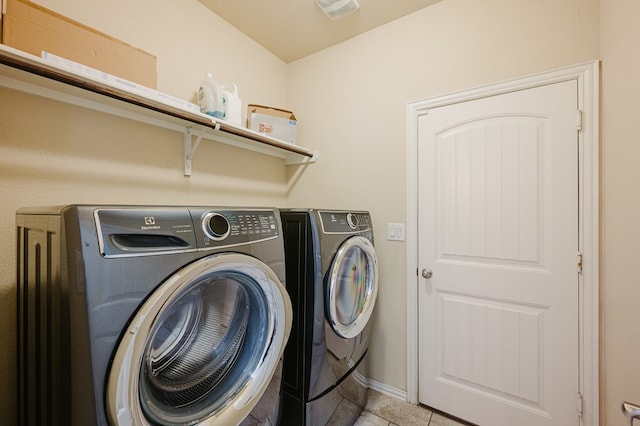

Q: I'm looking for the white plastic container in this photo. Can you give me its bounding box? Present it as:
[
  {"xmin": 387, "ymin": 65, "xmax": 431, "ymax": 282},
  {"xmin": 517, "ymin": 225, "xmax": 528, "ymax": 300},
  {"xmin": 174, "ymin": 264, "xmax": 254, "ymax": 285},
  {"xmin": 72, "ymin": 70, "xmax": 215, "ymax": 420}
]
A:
[
  {"xmin": 222, "ymin": 84, "xmax": 242, "ymax": 126},
  {"xmin": 197, "ymin": 73, "xmax": 224, "ymax": 118}
]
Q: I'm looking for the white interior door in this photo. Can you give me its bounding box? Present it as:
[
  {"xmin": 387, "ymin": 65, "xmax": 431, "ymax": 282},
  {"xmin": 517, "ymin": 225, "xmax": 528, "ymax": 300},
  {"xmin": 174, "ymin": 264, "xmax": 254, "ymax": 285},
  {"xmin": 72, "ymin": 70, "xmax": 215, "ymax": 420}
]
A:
[{"xmin": 417, "ymin": 80, "xmax": 580, "ymax": 426}]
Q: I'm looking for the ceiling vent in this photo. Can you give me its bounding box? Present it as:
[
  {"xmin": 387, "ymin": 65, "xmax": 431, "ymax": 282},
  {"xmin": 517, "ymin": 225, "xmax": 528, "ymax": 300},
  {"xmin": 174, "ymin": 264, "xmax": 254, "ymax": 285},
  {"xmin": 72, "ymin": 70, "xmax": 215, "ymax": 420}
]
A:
[{"xmin": 315, "ymin": 0, "xmax": 360, "ymax": 19}]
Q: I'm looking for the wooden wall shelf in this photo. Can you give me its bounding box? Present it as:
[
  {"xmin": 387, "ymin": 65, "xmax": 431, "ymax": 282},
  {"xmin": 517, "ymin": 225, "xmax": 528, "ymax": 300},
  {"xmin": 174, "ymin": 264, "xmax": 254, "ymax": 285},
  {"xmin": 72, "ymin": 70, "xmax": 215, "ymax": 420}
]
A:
[{"xmin": 0, "ymin": 44, "xmax": 318, "ymax": 176}]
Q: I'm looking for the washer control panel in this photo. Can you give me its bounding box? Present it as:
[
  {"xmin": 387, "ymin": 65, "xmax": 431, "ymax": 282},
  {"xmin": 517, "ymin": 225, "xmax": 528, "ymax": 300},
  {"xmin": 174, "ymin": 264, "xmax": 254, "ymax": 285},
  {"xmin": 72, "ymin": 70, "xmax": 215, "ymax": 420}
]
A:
[
  {"xmin": 318, "ymin": 211, "xmax": 372, "ymax": 234},
  {"xmin": 94, "ymin": 207, "xmax": 281, "ymax": 257},
  {"xmin": 192, "ymin": 208, "xmax": 280, "ymax": 249}
]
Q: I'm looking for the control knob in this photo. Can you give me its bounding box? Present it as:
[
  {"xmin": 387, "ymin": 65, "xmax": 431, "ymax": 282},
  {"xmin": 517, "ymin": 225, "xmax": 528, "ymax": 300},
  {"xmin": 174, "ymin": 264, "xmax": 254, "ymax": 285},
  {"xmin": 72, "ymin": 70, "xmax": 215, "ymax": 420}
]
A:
[
  {"xmin": 346, "ymin": 213, "xmax": 358, "ymax": 230},
  {"xmin": 204, "ymin": 212, "xmax": 230, "ymax": 240}
]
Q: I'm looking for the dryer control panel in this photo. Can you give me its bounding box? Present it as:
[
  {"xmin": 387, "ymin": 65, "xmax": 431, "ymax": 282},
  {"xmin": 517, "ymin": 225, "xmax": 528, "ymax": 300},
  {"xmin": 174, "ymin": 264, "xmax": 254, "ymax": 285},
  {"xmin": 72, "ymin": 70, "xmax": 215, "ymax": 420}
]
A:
[
  {"xmin": 190, "ymin": 208, "xmax": 280, "ymax": 250},
  {"xmin": 318, "ymin": 211, "xmax": 372, "ymax": 234}
]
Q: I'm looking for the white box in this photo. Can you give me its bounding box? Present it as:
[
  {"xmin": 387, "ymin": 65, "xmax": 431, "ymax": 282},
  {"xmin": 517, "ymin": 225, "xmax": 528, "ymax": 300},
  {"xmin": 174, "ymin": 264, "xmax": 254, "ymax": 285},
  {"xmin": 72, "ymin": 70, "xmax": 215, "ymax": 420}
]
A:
[{"xmin": 247, "ymin": 104, "xmax": 297, "ymax": 144}]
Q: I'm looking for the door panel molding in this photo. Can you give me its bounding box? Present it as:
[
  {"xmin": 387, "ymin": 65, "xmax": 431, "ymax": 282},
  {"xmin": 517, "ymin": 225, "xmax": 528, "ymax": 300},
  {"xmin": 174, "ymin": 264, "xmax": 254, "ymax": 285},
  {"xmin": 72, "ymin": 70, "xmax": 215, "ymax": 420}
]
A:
[{"xmin": 406, "ymin": 61, "xmax": 599, "ymax": 426}]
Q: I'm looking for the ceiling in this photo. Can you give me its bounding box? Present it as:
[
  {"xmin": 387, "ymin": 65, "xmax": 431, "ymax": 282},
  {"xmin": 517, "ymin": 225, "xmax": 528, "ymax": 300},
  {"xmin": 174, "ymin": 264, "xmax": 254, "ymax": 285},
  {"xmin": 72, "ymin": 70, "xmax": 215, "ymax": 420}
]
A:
[{"xmin": 198, "ymin": 0, "xmax": 442, "ymax": 63}]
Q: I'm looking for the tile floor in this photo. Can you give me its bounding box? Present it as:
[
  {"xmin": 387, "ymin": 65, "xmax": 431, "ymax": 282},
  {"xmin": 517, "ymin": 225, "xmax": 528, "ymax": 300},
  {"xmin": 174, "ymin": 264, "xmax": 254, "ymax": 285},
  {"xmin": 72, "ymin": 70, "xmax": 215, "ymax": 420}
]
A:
[{"xmin": 354, "ymin": 390, "xmax": 470, "ymax": 426}]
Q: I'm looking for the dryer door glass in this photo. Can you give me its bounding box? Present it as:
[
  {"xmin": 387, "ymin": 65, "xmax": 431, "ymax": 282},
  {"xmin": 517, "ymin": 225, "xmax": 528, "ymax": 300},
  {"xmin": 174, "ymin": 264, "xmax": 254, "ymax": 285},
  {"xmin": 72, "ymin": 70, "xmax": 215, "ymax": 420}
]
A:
[
  {"xmin": 326, "ymin": 236, "xmax": 379, "ymax": 339},
  {"xmin": 106, "ymin": 254, "xmax": 291, "ymax": 426}
]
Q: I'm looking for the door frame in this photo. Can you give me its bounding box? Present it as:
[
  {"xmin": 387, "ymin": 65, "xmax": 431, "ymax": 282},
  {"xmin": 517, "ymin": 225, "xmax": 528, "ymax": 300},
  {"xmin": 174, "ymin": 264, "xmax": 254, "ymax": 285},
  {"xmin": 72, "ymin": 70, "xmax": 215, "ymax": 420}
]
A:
[{"xmin": 405, "ymin": 61, "xmax": 599, "ymax": 425}]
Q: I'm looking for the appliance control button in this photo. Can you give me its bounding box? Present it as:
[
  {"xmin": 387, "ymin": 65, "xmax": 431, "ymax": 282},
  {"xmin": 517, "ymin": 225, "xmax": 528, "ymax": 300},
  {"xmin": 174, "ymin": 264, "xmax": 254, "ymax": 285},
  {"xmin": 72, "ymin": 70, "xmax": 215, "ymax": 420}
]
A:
[
  {"xmin": 204, "ymin": 213, "xmax": 230, "ymax": 240},
  {"xmin": 346, "ymin": 213, "xmax": 358, "ymax": 230}
]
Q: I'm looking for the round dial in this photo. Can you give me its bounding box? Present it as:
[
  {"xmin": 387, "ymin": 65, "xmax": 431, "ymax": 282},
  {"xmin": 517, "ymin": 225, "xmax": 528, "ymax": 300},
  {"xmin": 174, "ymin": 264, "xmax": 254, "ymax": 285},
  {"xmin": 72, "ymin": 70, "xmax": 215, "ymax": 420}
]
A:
[
  {"xmin": 204, "ymin": 212, "xmax": 230, "ymax": 240},
  {"xmin": 346, "ymin": 213, "xmax": 358, "ymax": 230}
]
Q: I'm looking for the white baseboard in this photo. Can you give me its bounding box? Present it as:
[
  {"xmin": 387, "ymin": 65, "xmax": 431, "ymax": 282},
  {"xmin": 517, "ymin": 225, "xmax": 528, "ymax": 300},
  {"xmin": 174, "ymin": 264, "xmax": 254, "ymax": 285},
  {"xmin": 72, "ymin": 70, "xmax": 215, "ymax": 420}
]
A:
[{"xmin": 366, "ymin": 378, "xmax": 408, "ymax": 402}]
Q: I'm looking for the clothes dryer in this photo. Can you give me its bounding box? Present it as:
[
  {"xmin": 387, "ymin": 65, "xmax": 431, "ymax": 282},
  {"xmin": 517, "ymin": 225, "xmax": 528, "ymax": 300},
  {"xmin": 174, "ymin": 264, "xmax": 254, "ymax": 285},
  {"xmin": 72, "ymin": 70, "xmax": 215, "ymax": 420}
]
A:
[
  {"xmin": 279, "ymin": 210, "xmax": 378, "ymax": 425},
  {"xmin": 16, "ymin": 205, "xmax": 292, "ymax": 426}
]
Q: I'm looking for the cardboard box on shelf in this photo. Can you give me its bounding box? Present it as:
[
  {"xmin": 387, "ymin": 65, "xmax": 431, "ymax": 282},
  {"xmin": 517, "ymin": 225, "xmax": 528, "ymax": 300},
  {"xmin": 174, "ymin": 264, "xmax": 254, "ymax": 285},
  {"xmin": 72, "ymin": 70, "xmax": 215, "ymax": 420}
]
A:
[
  {"xmin": 2, "ymin": 0, "xmax": 157, "ymax": 88},
  {"xmin": 247, "ymin": 104, "xmax": 297, "ymax": 144}
]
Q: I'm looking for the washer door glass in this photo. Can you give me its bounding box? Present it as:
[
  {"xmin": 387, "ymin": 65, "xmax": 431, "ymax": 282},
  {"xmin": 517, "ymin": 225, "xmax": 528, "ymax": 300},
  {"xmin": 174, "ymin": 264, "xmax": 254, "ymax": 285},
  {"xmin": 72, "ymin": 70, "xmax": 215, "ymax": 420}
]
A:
[
  {"xmin": 107, "ymin": 254, "xmax": 291, "ymax": 426},
  {"xmin": 326, "ymin": 236, "xmax": 379, "ymax": 339}
]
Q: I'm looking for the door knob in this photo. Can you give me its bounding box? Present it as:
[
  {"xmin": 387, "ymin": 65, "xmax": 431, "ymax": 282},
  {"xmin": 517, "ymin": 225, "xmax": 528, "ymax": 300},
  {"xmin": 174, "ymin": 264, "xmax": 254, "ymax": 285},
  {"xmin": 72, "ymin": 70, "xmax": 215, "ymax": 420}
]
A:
[{"xmin": 421, "ymin": 268, "xmax": 433, "ymax": 279}]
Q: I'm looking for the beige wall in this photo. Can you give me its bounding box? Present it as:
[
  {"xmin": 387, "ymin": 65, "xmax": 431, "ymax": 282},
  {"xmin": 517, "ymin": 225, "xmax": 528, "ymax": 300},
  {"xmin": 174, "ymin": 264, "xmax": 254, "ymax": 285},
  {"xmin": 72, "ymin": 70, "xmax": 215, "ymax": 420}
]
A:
[
  {"xmin": 600, "ymin": 0, "xmax": 640, "ymax": 423},
  {"xmin": 3, "ymin": 0, "xmax": 640, "ymax": 425},
  {"xmin": 287, "ymin": 0, "xmax": 599, "ymax": 401},
  {"xmin": 286, "ymin": 0, "xmax": 639, "ymax": 423},
  {"xmin": 30, "ymin": 0, "xmax": 288, "ymax": 107},
  {"xmin": 0, "ymin": 0, "xmax": 290, "ymax": 423}
]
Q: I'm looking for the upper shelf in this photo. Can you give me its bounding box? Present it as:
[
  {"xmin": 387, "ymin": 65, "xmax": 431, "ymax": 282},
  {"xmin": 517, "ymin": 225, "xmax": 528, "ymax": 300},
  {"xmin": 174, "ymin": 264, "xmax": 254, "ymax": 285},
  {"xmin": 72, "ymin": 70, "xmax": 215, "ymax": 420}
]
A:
[{"xmin": 0, "ymin": 44, "xmax": 318, "ymax": 175}]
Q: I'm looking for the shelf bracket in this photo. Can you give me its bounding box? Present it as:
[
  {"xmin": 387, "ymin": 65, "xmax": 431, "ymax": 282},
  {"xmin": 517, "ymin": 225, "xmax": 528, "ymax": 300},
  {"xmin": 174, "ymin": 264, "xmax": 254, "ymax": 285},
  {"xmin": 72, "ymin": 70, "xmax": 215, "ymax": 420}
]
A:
[
  {"xmin": 285, "ymin": 150, "xmax": 320, "ymax": 165},
  {"xmin": 184, "ymin": 125, "xmax": 215, "ymax": 176}
]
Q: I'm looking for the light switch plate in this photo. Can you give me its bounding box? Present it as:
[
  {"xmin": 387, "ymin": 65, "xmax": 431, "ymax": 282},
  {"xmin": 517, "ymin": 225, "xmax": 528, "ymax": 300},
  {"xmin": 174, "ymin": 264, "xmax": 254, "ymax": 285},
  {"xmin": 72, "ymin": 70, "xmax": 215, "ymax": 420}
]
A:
[{"xmin": 387, "ymin": 223, "xmax": 405, "ymax": 241}]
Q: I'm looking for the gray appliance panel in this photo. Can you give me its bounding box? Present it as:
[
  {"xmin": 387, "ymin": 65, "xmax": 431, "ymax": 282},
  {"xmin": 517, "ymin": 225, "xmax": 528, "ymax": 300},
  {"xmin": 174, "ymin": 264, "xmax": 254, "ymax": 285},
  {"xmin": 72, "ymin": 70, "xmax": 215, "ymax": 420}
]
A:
[
  {"xmin": 280, "ymin": 209, "xmax": 375, "ymax": 423},
  {"xmin": 16, "ymin": 205, "xmax": 287, "ymax": 426}
]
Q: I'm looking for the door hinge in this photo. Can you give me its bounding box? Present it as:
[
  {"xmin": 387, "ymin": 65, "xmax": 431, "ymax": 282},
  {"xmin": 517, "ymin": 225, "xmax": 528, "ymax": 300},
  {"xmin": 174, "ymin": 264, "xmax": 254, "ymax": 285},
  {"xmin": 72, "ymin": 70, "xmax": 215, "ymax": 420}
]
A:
[
  {"xmin": 577, "ymin": 251, "xmax": 583, "ymax": 273},
  {"xmin": 577, "ymin": 392, "xmax": 584, "ymax": 417},
  {"xmin": 576, "ymin": 110, "xmax": 583, "ymax": 131}
]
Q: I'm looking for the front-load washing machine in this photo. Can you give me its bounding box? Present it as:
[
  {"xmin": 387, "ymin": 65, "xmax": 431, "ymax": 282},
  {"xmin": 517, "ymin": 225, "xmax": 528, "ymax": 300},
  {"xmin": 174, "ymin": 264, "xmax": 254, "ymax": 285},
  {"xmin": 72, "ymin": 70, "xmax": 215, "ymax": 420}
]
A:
[
  {"xmin": 279, "ymin": 210, "xmax": 378, "ymax": 425},
  {"xmin": 16, "ymin": 205, "xmax": 292, "ymax": 426}
]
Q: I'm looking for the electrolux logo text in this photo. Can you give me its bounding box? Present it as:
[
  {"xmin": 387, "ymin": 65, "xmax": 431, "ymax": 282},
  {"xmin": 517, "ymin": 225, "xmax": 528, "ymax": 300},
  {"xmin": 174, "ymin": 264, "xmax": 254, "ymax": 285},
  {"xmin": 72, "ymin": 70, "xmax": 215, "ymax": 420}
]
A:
[{"xmin": 141, "ymin": 216, "xmax": 160, "ymax": 230}]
